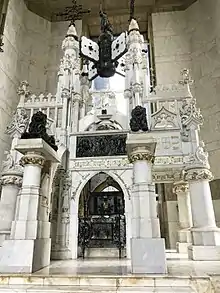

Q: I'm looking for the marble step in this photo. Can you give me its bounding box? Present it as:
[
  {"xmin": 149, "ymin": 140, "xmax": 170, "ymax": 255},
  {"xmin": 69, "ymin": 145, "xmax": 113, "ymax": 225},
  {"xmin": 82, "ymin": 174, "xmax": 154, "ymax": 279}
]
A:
[
  {"xmin": 0, "ymin": 276, "xmax": 212, "ymax": 293},
  {"xmin": 0, "ymin": 285, "xmax": 197, "ymax": 293}
]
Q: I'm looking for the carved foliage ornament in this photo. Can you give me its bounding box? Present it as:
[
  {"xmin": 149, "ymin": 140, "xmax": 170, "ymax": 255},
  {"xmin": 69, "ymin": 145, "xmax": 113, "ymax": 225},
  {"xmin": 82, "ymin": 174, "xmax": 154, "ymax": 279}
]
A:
[
  {"xmin": 128, "ymin": 151, "xmax": 154, "ymax": 163},
  {"xmin": 184, "ymin": 168, "xmax": 213, "ymax": 182},
  {"xmin": 0, "ymin": 175, "xmax": 22, "ymax": 187},
  {"xmin": 173, "ymin": 181, "xmax": 189, "ymax": 194},
  {"xmin": 5, "ymin": 108, "xmax": 29, "ymax": 138},
  {"xmin": 20, "ymin": 154, "xmax": 45, "ymax": 167},
  {"xmin": 179, "ymin": 98, "xmax": 203, "ymax": 127}
]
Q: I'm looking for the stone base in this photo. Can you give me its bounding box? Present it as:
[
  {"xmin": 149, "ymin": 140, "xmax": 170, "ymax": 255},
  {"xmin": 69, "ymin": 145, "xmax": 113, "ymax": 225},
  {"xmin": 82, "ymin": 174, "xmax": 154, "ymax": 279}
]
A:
[
  {"xmin": 176, "ymin": 242, "xmax": 191, "ymax": 254},
  {"xmin": 131, "ymin": 238, "xmax": 167, "ymax": 274},
  {"xmin": 188, "ymin": 245, "xmax": 220, "ymax": 260},
  {"xmin": 83, "ymin": 248, "xmax": 126, "ymax": 258},
  {"xmin": 0, "ymin": 238, "xmax": 51, "ymax": 273}
]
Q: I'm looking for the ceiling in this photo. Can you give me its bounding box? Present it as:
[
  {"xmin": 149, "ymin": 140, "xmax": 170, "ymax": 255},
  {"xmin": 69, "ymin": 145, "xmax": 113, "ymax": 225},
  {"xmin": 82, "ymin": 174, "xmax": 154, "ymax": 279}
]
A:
[{"xmin": 24, "ymin": 0, "xmax": 197, "ymax": 36}]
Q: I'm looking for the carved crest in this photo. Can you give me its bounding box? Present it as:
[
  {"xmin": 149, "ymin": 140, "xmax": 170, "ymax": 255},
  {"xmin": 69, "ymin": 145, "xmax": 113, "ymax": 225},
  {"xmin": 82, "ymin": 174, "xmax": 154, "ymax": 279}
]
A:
[
  {"xmin": 179, "ymin": 98, "xmax": 203, "ymax": 127},
  {"xmin": 5, "ymin": 108, "xmax": 29, "ymax": 138},
  {"xmin": 151, "ymin": 106, "xmax": 179, "ymax": 130}
]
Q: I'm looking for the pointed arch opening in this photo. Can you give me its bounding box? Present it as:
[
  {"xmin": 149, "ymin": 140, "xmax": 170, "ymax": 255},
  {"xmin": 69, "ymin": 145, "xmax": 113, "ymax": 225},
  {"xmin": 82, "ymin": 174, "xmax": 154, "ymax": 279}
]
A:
[{"xmin": 77, "ymin": 172, "xmax": 127, "ymax": 259}]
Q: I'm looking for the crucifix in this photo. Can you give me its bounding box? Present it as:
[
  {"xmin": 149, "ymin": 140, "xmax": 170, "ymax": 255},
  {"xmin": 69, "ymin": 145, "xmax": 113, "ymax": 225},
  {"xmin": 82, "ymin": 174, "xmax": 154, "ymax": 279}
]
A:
[{"xmin": 56, "ymin": 0, "xmax": 91, "ymax": 26}]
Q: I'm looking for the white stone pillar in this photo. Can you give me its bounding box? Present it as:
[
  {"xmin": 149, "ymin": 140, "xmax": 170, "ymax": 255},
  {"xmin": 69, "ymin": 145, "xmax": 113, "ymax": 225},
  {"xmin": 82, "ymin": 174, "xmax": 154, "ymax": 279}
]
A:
[
  {"xmin": 150, "ymin": 193, "xmax": 161, "ymax": 238},
  {"xmin": 173, "ymin": 181, "xmax": 192, "ymax": 253},
  {"xmin": 11, "ymin": 152, "xmax": 45, "ymax": 240},
  {"xmin": 0, "ymin": 172, "xmax": 22, "ymax": 232},
  {"xmin": 127, "ymin": 133, "xmax": 167, "ymax": 274},
  {"xmin": 185, "ymin": 167, "xmax": 220, "ymax": 260}
]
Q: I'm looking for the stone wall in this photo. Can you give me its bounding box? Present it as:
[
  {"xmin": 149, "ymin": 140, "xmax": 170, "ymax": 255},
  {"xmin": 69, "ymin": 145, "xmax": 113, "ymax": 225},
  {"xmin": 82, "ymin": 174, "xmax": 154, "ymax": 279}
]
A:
[
  {"xmin": 186, "ymin": 0, "xmax": 220, "ymax": 179},
  {"xmin": 152, "ymin": 1, "xmax": 220, "ymax": 179},
  {"xmin": 0, "ymin": 0, "xmax": 51, "ymax": 166},
  {"xmin": 152, "ymin": 10, "xmax": 191, "ymax": 85},
  {"xmin": 152, "ymin": 1, "xmax": 220, "ymax": 237}
]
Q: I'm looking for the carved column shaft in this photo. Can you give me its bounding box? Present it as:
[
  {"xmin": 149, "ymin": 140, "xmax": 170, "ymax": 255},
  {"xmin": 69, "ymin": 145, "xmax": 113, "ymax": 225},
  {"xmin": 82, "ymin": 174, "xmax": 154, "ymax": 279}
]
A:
[
  {"xmin": 129, "ymin": 148, "xmax": 155, "ymax": 238},
  {"xmin": 173, "ymin": 181, "xmax": 192, "ymax": 229},
  {"xmin": 173, "ymin": 180, "xmax": 192, "ymax": 253},
  {"xmin": 185, "ymin": 168, "xmax": 216, "ymax": 229},
  {"xmin": 11, "ymin": 152, "xmax": 45, "ymax": 240},
  {"xmin": 0, "ymin": 173, "xmax": 22, "ymax": 231}
]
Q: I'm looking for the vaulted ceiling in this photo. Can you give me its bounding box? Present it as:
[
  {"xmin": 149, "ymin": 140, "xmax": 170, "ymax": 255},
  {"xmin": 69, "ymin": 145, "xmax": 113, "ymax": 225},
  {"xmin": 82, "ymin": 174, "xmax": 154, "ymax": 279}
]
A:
[{"xmin": 24, "ymin": 0, "xmax": 197, "ymax": 36}]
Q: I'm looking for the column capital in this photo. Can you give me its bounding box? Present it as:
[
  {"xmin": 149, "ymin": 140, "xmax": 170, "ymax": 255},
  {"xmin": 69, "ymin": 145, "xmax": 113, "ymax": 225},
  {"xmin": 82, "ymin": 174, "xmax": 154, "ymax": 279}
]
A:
[
  {"xmin": 128, "ymin": 149, "xmax": 154, "ymax": 164},
  {"xmin": 0, "ymin": 175, "xmax": 22, "ymax": 187},
  {"xmin": 184, "ymin": 168, "xmax": 213, "ymax": 182},
  {"xmin": 20, "ymin": 153, "xmax": 45, "ymax": 167},
  {"xmin": 173, "ymin": 181, "xmax": 189, "ymax": 194}
]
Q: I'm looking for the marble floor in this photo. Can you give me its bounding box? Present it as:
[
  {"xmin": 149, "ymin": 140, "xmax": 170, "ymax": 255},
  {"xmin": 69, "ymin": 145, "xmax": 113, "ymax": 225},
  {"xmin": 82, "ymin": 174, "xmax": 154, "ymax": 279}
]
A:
[{"xmin": 34, "ymin": 251, "xmax": 220, "ymax": 277}]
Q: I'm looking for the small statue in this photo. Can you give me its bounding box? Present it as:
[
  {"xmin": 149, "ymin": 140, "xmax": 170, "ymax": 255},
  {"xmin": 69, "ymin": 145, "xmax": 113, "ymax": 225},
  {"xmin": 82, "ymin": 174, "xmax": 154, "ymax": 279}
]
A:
[
  {"xmin": 21, "ymin": 111, "xmax": 58, "ymax": 151},
  {"xmin": 130, "ymin": 106, "xmax": 149, "ymax": 132},
  {"xmin": 1, "ymin": 151, "xmax": 14, "ymax": 173},
  {"xmin": 99, "ymin": 10, "xmax": 113, "ymax": 34}
]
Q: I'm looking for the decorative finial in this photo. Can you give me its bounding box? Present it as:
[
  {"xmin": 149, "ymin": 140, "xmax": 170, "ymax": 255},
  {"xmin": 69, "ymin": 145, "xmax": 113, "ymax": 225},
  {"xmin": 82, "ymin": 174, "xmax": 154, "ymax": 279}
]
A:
[
  {"xmin": 179, "ymin": 68, "xmax": 194, "ymax": 98},
  {"xmin": 179, "ymin": 69, "xmax": 194, "ymax": 85},
  {"xmin": 129, "ymin": 0, "xmax": 135, "ymax": 21}
]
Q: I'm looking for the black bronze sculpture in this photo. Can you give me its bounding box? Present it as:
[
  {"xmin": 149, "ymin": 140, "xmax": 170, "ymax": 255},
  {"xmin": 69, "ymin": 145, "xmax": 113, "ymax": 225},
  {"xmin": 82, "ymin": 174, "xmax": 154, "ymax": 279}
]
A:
[
  {"xmin": 21, "ymin": 111, "xmax": 58, "ymax": 151},
  {"xmin": 80, "ymin": 9, "xmax": 127, "ymax": 80},
  {"xmin": 130, "ymin": 106, "xmax": 149, "ymax": 132}
]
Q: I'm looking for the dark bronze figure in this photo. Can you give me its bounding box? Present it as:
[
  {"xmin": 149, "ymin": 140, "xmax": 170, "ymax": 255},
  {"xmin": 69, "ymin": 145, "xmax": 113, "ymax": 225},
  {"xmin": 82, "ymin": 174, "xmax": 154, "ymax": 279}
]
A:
[
  {"xmin": 130, "ymin": 106, "xmax": 149, "ymax": 132},
  {"xmin": 21, "ymin": 111, "xmax": 58, "ymax": 151}
]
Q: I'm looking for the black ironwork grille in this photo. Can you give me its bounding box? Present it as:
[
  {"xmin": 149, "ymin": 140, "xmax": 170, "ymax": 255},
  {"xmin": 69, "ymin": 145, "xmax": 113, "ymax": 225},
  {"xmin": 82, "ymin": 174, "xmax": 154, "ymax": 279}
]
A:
[{"xmin": 78, "ymin": 191, "xmax": 126, "ymax": 258}]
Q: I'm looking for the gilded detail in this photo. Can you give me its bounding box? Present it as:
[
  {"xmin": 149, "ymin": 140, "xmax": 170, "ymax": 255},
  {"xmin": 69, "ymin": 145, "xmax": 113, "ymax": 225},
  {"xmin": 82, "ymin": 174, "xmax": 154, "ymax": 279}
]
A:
[
  {"xmin": 184, "ymin": 168, "xmax": 213, "ymax": 182},
  {"xmin": 20, "ymin": 154, "xmax": 45, "ymax": 167},
  {"xmin": 128, "ymin": 152, "xmax": 154, "ymax": 163},
  {"xmin": 0, "ymin": 175, "xmax": 22, "ymax": 187},
  {"xmin": 173, "ymin": 181, "xmax": 189, "ymax": 194}
]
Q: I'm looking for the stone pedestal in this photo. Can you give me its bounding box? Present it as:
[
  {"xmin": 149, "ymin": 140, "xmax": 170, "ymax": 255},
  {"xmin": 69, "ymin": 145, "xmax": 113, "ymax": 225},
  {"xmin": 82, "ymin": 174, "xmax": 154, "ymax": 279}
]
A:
[
  {"xmin": 127, "ymin": 133, "xmax": 167, "ymax": 274},
  {"xmin": 0, "ymin": 139, "xmax": 59, "ymax": 273},
  {"xmin": 173, "ymin": 181, "xmax": 192, "ymax": 253},
  {"xmin": 185, "ymin": 167, "xmax": 220, "ymax": 260}
]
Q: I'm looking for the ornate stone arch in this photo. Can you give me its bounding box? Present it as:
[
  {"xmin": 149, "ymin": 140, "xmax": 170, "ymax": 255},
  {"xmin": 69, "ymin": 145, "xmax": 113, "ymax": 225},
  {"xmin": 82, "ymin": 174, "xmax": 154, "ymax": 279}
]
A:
[
  {"xmin": 74, "ymin": 170, "xmax": 130, "ymax": 210},
  {"xmin": 73, "ymin": 170, "xmax": 132, "ymax": 258}
]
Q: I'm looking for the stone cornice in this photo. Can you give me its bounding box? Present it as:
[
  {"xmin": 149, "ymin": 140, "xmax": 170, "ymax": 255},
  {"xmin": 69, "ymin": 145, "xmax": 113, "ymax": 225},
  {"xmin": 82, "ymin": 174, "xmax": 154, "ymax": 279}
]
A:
[
  {"xmin": 184, "ymin": 168, "xmax": 213, "ymax": 182},
  {"xmin": 20, "ymin": 154, "xmax": 45, "ymax": 167}
]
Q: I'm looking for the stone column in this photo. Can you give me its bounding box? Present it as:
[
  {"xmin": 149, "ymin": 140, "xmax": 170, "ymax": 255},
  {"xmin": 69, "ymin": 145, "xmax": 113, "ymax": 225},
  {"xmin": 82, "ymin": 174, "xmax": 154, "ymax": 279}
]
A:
[
  {"xmin": 0, "ymin": 138, "xmax": 60, "ymax": 273},
  {"xmin": 127, "ymin": 133, "xmax": 167, "ymax": 274},
  {"xmin": 185, "ymin": 167, "xmax": 220, "ymax": 260},
  {"xmin": 150, "ymin": 193, "xmax": 161, "ymax": 238},
  {"xmin": 11, "ymin": 152, "xmax": 45, "ymax": 240},
  {"xmin": 0, "ymin": 171, "xmax": 22, "ymax": 242},
  {"xmin": 173, "ymin": 181, "xmax": 192, "ymax": 253}
]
